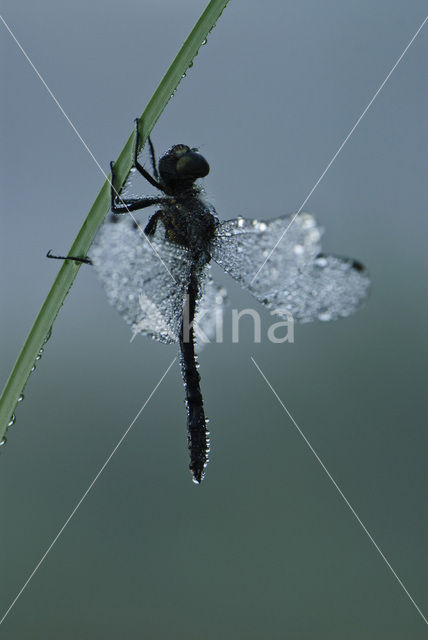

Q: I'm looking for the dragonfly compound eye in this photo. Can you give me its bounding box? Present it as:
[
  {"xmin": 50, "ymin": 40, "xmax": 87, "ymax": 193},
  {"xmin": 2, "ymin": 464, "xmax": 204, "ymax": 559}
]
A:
[
  {"xmin": 175, "ymin": 150, "xmax": 210, "ymax": 179},
  {"xmin": 159, "ymin": 145, "xmax": 209, "ymax": 183}
]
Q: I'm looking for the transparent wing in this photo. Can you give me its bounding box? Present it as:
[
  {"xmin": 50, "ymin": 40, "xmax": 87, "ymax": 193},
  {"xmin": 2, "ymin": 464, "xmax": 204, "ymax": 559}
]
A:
[
  {"xmin": 91, "ymin": 217, "xmax": 227, "ymax": 343},
  {"xmin": 91, "ymin": 217, "xmax": 192, "ymax": 343},
  {"xmin": 195, "ymin": 279, "xmax": 227, "ymax": 345},
  {"xmin": 210, "ymin": 213, "xmax": 370, "ymax": 322}
]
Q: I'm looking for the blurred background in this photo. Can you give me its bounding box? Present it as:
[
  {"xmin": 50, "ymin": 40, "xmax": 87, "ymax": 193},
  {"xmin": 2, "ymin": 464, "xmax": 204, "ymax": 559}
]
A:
[{"xmin": 1, "ymin": 1, "xmax": 427, "ymax": 637}]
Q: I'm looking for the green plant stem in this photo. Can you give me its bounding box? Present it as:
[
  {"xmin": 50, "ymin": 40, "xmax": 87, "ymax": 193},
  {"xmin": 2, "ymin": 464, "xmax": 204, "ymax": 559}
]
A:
[{"xmin": 0, "ymin": 0, "xmax": 230, "ymax": 440}]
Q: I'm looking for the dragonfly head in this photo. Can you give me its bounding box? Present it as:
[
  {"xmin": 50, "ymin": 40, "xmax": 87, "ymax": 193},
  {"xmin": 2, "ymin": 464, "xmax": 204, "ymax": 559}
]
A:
[{"xmin": 159, "ymin": 145, "xmax": 209, "ymax": 189}]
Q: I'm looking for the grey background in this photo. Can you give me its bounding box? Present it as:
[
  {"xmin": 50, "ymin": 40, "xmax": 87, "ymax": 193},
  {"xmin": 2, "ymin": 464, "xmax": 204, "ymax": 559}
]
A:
[{"xmin": 1, "ymin": 1, "xmax": 427, "ymax": 638}]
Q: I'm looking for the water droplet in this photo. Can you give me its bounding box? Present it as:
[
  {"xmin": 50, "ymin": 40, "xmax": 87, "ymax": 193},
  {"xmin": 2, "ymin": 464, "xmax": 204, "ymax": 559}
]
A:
[
  {"xmin": 308, "ymin": 229, "xmax": 321, "ymax": 243},
  {"xmin": 18, "ymin": 394, "xmax": 24, "ymax": 403},
  {"xmin": 44, "ymin": 328, "xmax": 52, "ymax": 344},
  {"xmin": 8, "ymin": 414, "xmax": 16, "ymax": 427},
  {"xmin": 237, "ymin": 218, "xmax": 244, "ymax": 228},
  {"xmin": 301, "ymin": 214, "xmax": 316, "ymax": 229},
  {"xmin": 202, "ymin": 38, "xmax": 208, "ymax": 45},
  {"xmin": 318, "ymin": 310, "xmax": 332, "ymax": 322},
  {"xmin": 0, "ymin": 437, "xmax": 7, "ymax": 447},
  {"xmin": 258, "ymin": 222, "xmax": 267, "ymax": 231},
  {"xmin": 35, "ymin": 354, "xmax": 42, "ymax": 361},
  {"xmin": 315, "ymin": 256, "xmax": 328, "ymax": 268},
  {"xmin": 31, "ymin": 364, "xmax": 36, "ymax": 372},
  {"xmin": 293, "ymin": 244, "xmax": 304, "ymax": 256}
]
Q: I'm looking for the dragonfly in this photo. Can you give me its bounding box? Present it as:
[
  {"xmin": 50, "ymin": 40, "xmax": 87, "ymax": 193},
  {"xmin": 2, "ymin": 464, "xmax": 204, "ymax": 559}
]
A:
[{"xmin": 49, "ymin": 121, "xmax": 370, "ymax": 484}]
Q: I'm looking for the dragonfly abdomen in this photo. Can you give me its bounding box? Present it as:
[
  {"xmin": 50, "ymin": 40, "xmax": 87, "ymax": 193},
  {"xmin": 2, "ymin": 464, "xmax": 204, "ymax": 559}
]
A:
[{"xmin": 179, "ymin": 268, "xmax": 209, "ymax": 483}]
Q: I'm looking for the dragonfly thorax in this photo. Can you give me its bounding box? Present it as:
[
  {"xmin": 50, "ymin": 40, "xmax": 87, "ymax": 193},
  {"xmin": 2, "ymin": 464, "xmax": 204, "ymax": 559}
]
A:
[{"xmin": 161, "ymin": 197, "xmax": 218, "ymax": 257}]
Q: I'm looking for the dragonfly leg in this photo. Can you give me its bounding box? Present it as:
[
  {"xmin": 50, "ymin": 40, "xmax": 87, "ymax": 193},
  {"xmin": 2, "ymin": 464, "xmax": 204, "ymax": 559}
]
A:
[
  {"xmin": 144, "ymin": 211, "xmax": 164, "ymax": 236},
  {"xmin": 109, "ymin": 160, "xmax": 165, "ymax": 213},
  {"xmin": 147, "ymin": 135, "xmax": 159, "ymax": 181},
  {"xmin": 46, "ymin": 250, "xmax": 92, "ymax": 265},
  {"xmin": 133, "ymin": 119, "xmax": 164, "ymax": 191}
]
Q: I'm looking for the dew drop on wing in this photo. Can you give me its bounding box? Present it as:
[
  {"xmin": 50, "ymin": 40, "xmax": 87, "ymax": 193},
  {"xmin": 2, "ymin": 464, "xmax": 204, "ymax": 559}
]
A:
[
  {"xmin": 91, "ymin": 218, "xmax": 192, "ymax": 342},
  {"xmin": 210, "ymin": 212, "xmax": 370, "ymax": 323}
]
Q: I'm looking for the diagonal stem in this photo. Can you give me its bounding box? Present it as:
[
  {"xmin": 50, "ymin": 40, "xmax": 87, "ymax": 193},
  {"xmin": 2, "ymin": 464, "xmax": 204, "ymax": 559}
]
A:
[{"xmin": 0, "ymin": 0, "xmax": 230, "ymax": 440}]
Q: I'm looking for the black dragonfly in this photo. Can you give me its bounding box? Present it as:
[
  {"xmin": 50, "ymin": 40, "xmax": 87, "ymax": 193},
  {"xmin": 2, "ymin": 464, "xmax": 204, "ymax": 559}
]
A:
[{"xmin": 49, "ymin": 121, "xmax": 370, "ymax": 483}]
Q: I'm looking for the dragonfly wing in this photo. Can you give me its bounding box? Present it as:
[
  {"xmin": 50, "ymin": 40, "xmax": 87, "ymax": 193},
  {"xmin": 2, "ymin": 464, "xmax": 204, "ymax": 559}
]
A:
[
  {"xmin": 91, "ymin": 217, "xmax": 193, "ymax": 343},
  {"xmin": 194, "ymin": 272, "xmax": 228, "ymax": 345},
  {"xmin": 211, "ymin": 213, "xmax": 370, "ymax": 322}
]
